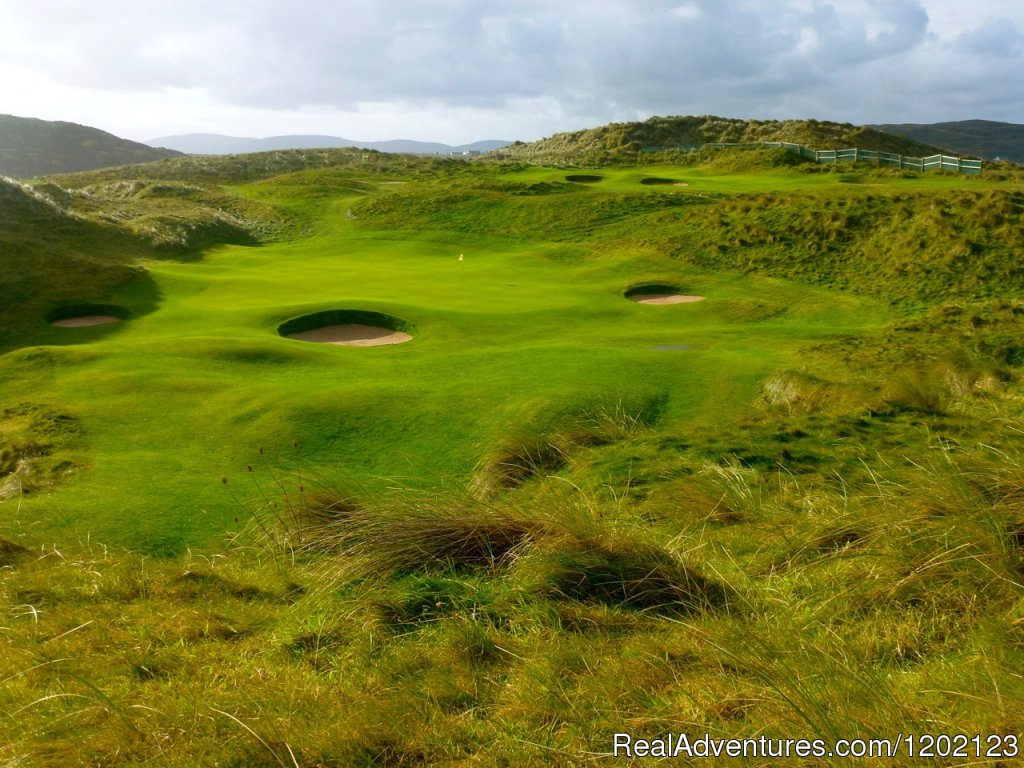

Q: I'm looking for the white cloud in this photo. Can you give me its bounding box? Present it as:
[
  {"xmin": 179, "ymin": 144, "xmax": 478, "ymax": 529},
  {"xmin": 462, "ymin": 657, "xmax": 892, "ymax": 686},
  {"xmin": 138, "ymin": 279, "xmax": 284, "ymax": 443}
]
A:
[{"xmin": 0, "ymin": 0, "xmax": 1021, "ymax": 142}]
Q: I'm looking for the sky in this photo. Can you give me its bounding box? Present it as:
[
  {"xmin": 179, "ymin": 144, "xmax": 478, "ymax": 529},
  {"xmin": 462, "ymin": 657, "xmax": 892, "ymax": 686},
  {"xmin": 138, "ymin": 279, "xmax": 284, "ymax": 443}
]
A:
[{"xmin": 1, "ymin": 0, "xmax": 1022, "ymax": 144}]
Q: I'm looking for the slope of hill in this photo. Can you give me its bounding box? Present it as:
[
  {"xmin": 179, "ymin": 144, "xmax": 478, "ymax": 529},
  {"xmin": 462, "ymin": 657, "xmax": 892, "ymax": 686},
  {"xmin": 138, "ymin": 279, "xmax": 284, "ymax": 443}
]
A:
[
  {"xmin": 873, "ymin": 119, "xmax": 1024, "ymax": 163},
  {"xmin": 493, "ymin": 114, "xmax": 946, "ymax": 164},
  {"xmin": 0, "ymin": 114, "xmax": 182, "ymax": 178},
  {"xmin": 0, "ymin": 177, "xmax": 154, "ymax": 336},
  {"xmin": 145, "ymin": 132, "xmax": 511, "ymax": 156}
]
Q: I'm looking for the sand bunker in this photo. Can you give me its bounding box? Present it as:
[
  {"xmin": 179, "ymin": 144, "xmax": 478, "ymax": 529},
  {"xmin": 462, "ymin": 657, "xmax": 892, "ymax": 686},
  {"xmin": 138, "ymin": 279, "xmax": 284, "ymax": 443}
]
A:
[
  {"xmin": 625, "ymin": 284, "xmax": 704, "ymax": 305},
  {"xmin": 629, "ymin": 293, "xmax": 705, "ymax": 305},
  {"xmin": 51, "ymin": 315, "xmax": 122, "ymax": 327},
  {"xmin": 286, "ymin": 324, "xmax": 412, "ymax": 346},
  {"xmin": 640, "ymin": 177, "xmax": 687, "ymax": 186},
  {"xmin": 47, "ymin": 303, "xmax": 128, "ymax": 328},
  {"xmin": 279, "ymin": 309, "xmax": 414, "ymax": 348}
]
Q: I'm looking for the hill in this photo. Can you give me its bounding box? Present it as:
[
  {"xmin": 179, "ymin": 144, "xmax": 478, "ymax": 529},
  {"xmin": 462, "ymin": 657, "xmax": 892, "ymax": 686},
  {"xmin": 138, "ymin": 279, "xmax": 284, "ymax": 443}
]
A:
[
  {"xmin": 873, "ymin": 119, "xmax": 1024, "ymax": 163},
  {"xmin": 493, "ymin": 114, "xmax": 946, "ymax": 164},
  {"xmin": 0, "ymin": 114, "xmax": 182, "ymax": 178},
  {"xmin": 145, "ymin": 132, "xmax": 511, "ymax": 156}
]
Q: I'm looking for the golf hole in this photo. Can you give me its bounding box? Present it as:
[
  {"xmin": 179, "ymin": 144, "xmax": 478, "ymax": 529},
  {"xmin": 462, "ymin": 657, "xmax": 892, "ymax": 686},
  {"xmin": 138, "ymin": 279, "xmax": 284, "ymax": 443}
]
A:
[
  {"xmin": 47, "ymin": 304, "xmax": 128, "ymax": 328},
  {"xmin": 625, "ymin": 284, "xmax": 705, "ymax": 305},
  {"xmin": 279, "ymin": 309, "xmax": 414, "ymax": 347}
]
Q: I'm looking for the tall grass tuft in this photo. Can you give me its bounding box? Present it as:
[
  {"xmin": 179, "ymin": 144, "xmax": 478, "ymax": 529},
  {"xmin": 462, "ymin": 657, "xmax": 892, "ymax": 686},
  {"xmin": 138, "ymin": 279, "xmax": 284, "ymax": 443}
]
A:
[
  {"xmin": 526, "ymin": 532, "xmax": 733, "ymax": 615},
  {"xmin": 879, "ymin": 367, "xmax": 951, "ymax": 415},
  {"xmin": 306, "ymin": 499, "xmax": 545, "ymax": 578},
  {"xmin": 471, "ymin": 394, "xmax": 666, "ymax": 496}
]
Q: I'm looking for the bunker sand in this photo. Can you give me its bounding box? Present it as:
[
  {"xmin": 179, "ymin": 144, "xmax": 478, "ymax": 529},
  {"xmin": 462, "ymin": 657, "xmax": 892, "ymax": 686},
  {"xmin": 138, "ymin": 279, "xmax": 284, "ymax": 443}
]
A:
[
  {"xmin": 629, "ymin": 294, "xmax": 705, "ymax": 305},
  {"xmin": 286, "ymin": 323, "xmax": 412, "ymax": 346},
  {"xmin": 52, "ymin": 315, "xmax": 122, "ymax": 327}
]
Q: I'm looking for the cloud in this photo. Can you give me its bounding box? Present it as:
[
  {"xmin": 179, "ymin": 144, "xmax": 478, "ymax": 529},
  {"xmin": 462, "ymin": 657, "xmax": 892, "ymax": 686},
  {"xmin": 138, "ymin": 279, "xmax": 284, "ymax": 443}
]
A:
[
  {"xmin": 0, "ymin": 0, "xmax": 1021, "ymax": 139},
  {"xmin": 955, "ymin": 16, "xmax": 1024, "ymax": 58}
]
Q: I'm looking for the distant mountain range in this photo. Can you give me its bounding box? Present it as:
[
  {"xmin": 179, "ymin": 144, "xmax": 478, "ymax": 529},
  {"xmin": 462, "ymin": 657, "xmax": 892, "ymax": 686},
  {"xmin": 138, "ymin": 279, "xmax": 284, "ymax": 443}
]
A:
[
  {"xmin": 143, "ymin": 133, "xmax": 513, "ymax": 156},
  {"xmin": 871, "ymin": 120, "xmax": 1024, "ymax": 163},
  {"xmin": 0, "ymin": 114, "xmax": 182, "ymax": 178}
]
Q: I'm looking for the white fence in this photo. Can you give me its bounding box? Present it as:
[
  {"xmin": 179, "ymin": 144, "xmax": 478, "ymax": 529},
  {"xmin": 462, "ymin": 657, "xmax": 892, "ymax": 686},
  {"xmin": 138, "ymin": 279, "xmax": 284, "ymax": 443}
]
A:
[{"xmin": 704, "ymin": 141, "xmax": 982, "ymax": 175}]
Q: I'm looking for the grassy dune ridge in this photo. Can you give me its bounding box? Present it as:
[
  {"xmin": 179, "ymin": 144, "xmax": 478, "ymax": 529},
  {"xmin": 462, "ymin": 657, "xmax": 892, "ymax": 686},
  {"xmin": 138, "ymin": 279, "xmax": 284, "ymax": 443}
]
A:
[
  {"xmin": 491, "ymin": 114, "xmax": 947, "ymax": 164},
  {"xmin": 1, "ymin": 151, "xmax": 1023, "ymax": 764}
]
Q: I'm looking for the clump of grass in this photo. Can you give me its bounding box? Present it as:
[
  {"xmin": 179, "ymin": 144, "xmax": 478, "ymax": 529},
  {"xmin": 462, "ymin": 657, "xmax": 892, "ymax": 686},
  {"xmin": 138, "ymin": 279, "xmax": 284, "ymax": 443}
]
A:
[
  {"xmin": 524, "ymin": 532, "xmax": 732, "ymax": 615},
  {"xmin": 223, "ymin": 445, "xmax": 365, "ymax": 556},
  {"xmin": 875, "ymin": 348, "xmax": 1009, "ymax": 416},
  {"xmin": 0, "ymin": 536, "xmax": 29, "ymax": 566},
  {"xmin": 471, "ymin": 394, "xmax": 666, "ymax": 496},
  {"xmin": 308, "ymin": 499, "xmax": 545, "ymax": 578},
  {"xmin": 0, "ymin": 404, "xmax": 79, "ymax": 496},
  {"xmin": 758, "ymin": 370, "xmax": 862, "ymax": 414},
  {"xmin": 471, "ymin": 432, "xmax": 572, "ymax": 494},
  {"xmin": 878, "ymin": 367, "xmax": 951, "ymax": 415},
  {"xmin": 935, "ymin": 348, "xmax": 1007, "ymax": 398}
]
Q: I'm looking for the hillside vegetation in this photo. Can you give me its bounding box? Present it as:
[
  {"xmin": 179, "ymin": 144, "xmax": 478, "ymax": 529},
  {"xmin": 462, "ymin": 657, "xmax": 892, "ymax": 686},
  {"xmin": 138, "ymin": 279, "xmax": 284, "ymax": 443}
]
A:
[
  {"xmin": 0, "ymin": 114, "xmax": 181, "ymax": 178},
  {"xmin": 0, "ymin": 178, "xmax": 151, "ymax": 338},
  {"xmin": 47, "ymin": 146, "xmax": 468, "ymax": 186},
  {"xmin": 492, "ymin": 114, "xmax": 946, "ymax": 164},
  {"xmin": 1, "ymin": 141, "xmax": 1023, "ymax": 765}
]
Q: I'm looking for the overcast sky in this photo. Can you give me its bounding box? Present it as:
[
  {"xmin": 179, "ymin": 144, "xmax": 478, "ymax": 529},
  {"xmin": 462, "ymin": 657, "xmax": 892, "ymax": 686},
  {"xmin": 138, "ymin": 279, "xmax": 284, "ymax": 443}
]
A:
[{"xmin": 1, "ymin": 0, "xmax": 1022, "ymax": 144}]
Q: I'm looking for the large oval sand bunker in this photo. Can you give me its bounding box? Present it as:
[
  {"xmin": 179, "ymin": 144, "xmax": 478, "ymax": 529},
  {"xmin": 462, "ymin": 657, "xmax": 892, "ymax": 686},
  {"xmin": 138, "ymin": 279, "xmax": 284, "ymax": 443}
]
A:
[
  {"xmin": 47, "ymin": 303, "xmax": 128, "ymax": 328},
  {"xmin": 625, "ymin": 284, "xmax": 704, "ymax": 305},
  {"xmin": 279, "ymin": 309, "xmax": 413, "ymax": 347}
]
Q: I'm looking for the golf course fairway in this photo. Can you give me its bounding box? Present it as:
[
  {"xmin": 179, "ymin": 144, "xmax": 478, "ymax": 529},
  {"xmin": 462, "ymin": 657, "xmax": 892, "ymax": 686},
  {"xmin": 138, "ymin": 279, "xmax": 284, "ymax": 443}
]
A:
[{"xmin": 2, "ymin": 173, "xmax": 887, "ymax": 551}]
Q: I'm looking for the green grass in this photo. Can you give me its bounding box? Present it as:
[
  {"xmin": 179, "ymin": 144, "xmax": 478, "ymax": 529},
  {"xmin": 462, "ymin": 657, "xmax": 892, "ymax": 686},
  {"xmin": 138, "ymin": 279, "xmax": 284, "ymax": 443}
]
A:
[
  {"xmin": 3, "ymin": 166, "xmax": 894, "ymax": 551},
  {"xmin": 2, "ymin": 149, "xmax": 1023, "ymax": 764},
  {"xmin": 5, "ymin": 244, "xmax": 882, "ymax": 551}
]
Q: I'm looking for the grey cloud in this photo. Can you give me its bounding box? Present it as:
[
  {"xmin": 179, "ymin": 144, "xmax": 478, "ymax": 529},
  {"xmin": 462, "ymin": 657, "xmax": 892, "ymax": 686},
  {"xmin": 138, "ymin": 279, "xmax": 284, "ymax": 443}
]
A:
[
  {"xmin": 955, "ymin": 17, "xmax": 1024, "ymax": 58},
  {"xmin": 2, "ymin": 0, "xmax": 1022, "ymax": 129}
]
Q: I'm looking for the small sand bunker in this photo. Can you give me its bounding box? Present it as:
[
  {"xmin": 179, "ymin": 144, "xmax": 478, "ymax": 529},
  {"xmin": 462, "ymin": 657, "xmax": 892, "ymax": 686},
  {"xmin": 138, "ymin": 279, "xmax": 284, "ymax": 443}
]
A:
[
  {"xmin": 287, "ymin": 324, "xmax": 411, "ymax": 346},
  {"xmin": 625, "ymin": 284, "xmax": 704, "ymax": 305},
  {"xmin": 52, "ymin": 315, "xmax": 122, "ymax": 327},
  {"xmin": 279, "ymin": 309, "xmax": 414, "ymax": 348},
  {"xmin": 47, "ymin": 304, "xmax": 128, "ymax": 328},
  {"xmin": 640, "ymin": 177, "xmax": 687, "ymax": 186},
  {"xmin": 630, "ymin": 294, "xmax": 704, "ymax": 305}
]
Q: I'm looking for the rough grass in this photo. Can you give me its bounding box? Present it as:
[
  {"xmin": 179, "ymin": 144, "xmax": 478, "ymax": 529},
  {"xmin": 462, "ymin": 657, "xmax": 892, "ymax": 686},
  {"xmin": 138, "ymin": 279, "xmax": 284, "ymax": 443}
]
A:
[
  {"xmin": 3, "ymin": 437, "xmax": 1022, "ymax": 765},
  {"xmin": 471, "ymin": 394, "xmax": 666, "ymax": 496}
]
